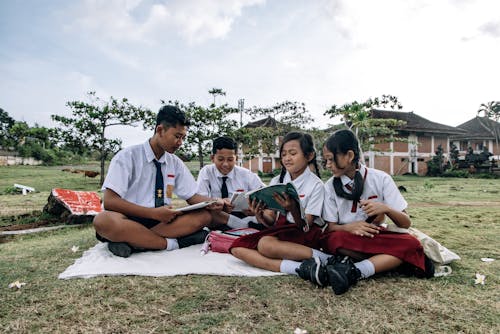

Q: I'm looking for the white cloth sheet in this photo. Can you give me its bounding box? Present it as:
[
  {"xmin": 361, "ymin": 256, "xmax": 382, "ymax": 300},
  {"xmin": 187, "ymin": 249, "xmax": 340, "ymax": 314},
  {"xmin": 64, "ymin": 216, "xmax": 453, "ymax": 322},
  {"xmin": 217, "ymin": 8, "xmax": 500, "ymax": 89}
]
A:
[{"xmin": 59, "ymin": 243, "xmax": 284, "ymax": 279}]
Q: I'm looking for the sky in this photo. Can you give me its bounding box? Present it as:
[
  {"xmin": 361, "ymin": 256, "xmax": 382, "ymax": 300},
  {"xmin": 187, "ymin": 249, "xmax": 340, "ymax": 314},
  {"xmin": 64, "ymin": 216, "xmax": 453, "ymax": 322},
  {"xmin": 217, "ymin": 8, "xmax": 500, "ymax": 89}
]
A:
[{"xmin": 1, "ymin": 0, "xmax": 499, "ymax": 147}]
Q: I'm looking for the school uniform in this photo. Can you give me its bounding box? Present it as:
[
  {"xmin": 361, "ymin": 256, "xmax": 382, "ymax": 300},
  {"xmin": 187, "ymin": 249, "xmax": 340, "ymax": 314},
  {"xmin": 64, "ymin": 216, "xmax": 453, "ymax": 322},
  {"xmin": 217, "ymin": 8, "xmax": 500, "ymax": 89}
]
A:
[
  {"xmin": 103, "ymin": 140, "xmax": 197, "ymax": 207},
  {"xmin": 230, "ymin": 168, "xmax": 325, "ymax": 251},
  {"xmin": 320, "ymin": 165, "xmax": 426, "ymax": 271},
  {"xmin": 197, "ymin": 164, "xmax": 265, "ymax": 198}
]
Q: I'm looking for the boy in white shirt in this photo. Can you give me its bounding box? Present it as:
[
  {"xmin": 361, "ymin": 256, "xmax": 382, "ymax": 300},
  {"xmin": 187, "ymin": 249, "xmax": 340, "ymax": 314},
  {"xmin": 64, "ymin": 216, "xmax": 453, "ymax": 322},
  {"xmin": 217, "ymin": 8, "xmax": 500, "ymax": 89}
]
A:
[
  {"xmin": 197, "ymin": 136, "xmax": 265, "ymax": 229},
  {"xmin": 93, "ymin": 105, "xmax": 224, "ymax": 257}
]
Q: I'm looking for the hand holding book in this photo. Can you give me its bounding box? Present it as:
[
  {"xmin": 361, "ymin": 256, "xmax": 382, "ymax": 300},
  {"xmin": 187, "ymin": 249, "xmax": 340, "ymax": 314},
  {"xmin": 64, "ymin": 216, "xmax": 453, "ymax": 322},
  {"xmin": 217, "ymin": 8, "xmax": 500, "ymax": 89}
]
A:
[{"xmin": 246, "ymin": 183, "xmax": 308, "ymax": 232}]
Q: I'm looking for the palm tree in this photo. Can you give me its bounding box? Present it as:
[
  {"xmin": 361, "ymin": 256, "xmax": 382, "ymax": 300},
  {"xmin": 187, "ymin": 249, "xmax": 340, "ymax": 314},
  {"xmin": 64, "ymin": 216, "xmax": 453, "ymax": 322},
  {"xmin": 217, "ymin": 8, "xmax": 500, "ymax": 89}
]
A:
[
  {"xmin": 208, "ymin": 88, "xmax": 226, "ymax": 106},
  {"xmin": 477, "ymin": 101, "xmax": 500, "ymax": 156}
]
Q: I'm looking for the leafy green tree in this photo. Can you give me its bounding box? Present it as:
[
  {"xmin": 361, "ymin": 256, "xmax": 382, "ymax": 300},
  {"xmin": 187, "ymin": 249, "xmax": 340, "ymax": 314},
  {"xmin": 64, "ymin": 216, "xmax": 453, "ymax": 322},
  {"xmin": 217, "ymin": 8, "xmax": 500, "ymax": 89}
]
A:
[
  {"xmin": 0, "ymin": 108, "xmax": 16, "ymax": 148},
  {"xmin": 52, "ymin": 91, "xmax": 154, "ymax": 185},
  {"xmin": 324, "ymin": 94, "xmax": 406, "ymax": 153},
  {"xmin": 478, "ymin": 101, "xmax": 500, "ymax": 154},
  {"xmin": 427, "ymin": 144, "xmax": 446, "ymax": 176},
  {"xmin": 235, "ymin": 101, "xmax": 314, "ymax": 159}
]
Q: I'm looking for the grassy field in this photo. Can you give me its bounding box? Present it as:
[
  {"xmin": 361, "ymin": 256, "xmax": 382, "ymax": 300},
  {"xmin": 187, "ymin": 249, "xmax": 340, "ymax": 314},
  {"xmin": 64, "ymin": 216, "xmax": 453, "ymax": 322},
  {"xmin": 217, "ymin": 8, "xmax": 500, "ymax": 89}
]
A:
[{"xmin": 0, "ymin": 165, "xmax": 499, "ymax": 333}]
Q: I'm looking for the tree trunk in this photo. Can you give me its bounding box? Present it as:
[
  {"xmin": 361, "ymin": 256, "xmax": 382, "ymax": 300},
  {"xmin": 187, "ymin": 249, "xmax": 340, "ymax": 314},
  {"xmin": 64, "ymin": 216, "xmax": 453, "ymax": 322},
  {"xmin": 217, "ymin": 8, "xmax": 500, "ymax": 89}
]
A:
[
  {"xmin": 100, "ymin": 130, "xmax": 105, "ymax": 186},
  {"xmin": 198, "ymin": 142, "xmax": 204, "ymax": 169}
]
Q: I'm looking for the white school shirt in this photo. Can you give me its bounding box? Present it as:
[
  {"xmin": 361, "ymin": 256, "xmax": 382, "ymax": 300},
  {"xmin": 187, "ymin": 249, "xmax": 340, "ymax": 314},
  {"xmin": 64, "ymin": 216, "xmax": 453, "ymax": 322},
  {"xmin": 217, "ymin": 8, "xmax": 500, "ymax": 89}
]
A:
[
  {"xmin": 102, "ymin": 140, "xmax": 197, "ymax": 207},
  {"xmin": 269, "ymin": 168, "xmax": 324, "ymax": 225},
  {"xmin": 197, "ymin": 164, "xmax": 265, "ymax": 198},
  {"xmin": 322, "ymin": 165, "xmax": 407, "ymax": 224}
]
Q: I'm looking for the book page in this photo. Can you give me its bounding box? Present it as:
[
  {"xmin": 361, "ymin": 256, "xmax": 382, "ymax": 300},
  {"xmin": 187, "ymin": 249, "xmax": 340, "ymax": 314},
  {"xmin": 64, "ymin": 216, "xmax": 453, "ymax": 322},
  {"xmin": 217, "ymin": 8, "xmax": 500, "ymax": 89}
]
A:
[
  {"xmin": 175, "ymin": 201, "xmax": 216, "ymax": 212},
  {"xmin": 230, "ymin": 192, "xmax": 249, "ymax": 212}
]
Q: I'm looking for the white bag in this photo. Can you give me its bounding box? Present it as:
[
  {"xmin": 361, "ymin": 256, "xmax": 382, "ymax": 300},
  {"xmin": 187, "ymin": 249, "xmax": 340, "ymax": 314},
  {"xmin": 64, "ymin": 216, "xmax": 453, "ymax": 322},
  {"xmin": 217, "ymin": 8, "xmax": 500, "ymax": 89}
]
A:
[{"xmin": 408, "ymin": 227, "xmax": 461, "ymax": 265}]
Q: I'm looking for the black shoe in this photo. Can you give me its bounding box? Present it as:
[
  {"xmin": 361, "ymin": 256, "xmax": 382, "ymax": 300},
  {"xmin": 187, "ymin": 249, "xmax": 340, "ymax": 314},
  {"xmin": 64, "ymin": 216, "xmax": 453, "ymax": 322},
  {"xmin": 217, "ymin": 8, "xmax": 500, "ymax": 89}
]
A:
[
  {"xmin": 326, "ymin": 254, "xmax": 348, "ymax": 266},
  {"xmin": 325, "ymin": 256, "xmax": 361, "ymax": 295},
  {"xmin": 296, "ymin": 257, "xmax": 329, "ymax": 287},
  {"xmin": 396, "ymin": 255, "xmax": 435, "ymax": 279},
  {"xmin": 423, "ymin": 255, "xmax": 435, "ymax": 278},
  {"xmin": 108, "ymin": 242, "xmax": 133, "ymax": 258},
  {"xmin": 178, "ymin": 229, "xmax": 209, "ymax": 248}
]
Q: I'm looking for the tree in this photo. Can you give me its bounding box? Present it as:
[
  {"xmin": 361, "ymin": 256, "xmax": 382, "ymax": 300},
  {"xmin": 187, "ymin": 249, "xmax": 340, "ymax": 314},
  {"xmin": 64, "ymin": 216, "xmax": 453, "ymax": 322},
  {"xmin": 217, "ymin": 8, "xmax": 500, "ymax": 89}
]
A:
[
  {"xmin": 52, "ymin": 92, "xmax": 154, "ymax": 185},
  {"xmin": 324, "ymin": 94, "xmax": 406, "ymax": 153},
  {"xmin": 162, "ymin": 97, "xmax": 239, "ymax": 169},
  {"xmin": 235, "ymin": 101, "xmax": 314, "ymax": 160},
  {"xmin": 477, "ymin": 101, "xmax": 500, "ymax": 155},
  {"xmin": 0, "ymin": 108, "xmax": 16, "ymax": 148},
  {"xmin": 427, "ymin": 144, "xmax": 446, "ymax": 176},
  {"xmin": 208, "ymin": 88, "xmax": 226, "ymax": 106}
]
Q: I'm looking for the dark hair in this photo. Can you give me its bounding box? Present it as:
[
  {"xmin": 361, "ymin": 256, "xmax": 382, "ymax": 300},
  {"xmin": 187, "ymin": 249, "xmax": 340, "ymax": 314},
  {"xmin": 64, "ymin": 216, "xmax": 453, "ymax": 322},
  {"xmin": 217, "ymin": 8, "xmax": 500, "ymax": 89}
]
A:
[
  {"xmin": 325, "ymin": 129, "xmax": 364, "ymax": 201},
  {"xmin": 212, "ymin": 136, "xmax": 237, "ymax": 154},
  {"xmin": 156, "ymin": 105, "xmax": 190, "ymax": 129},
  {"xmin": 278, "ymin": 132, "xmax": 320, "ymax": 182},
  {"xmin": 325, "ymin": 129, "xmax": 360, "ymax": 166}
]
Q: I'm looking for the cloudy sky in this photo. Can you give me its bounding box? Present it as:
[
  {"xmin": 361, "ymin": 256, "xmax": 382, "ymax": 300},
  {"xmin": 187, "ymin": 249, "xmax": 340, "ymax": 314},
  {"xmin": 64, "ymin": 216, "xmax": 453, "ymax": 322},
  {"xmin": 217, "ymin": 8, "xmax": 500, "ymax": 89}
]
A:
[{"xmin": 1, "ymin": 0, "xmax": 499, "ymax": 146}]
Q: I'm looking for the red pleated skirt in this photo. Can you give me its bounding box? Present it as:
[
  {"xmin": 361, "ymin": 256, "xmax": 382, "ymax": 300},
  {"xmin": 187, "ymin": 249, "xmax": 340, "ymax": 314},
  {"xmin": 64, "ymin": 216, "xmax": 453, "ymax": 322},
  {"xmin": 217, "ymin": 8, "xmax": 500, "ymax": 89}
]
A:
[
  {"xmin": 229, "ymin": 214, "xmax": 323, "ymax": 251},
  {"xmin": 319, "ymin": 231, "xmax": 426, "ymax": 271}
]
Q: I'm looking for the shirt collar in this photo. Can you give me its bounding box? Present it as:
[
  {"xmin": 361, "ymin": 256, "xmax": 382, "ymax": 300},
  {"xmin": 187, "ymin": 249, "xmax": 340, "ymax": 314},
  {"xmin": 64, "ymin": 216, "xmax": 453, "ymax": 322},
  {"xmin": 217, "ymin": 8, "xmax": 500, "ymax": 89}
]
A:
[
  {"xmin": 287, "ymin": 167, "xmax": 312, "ymax": 188},
  {"xmin": 340, "ymin": 164, "xmax": 367, "ymax": 186},
  {"xmin": 214, "ymin": 166, "xmax": 234, "ymax": 179},
  {"xmin": 143, "ymin": 139, "xmax": 166, "ymax": 164}
]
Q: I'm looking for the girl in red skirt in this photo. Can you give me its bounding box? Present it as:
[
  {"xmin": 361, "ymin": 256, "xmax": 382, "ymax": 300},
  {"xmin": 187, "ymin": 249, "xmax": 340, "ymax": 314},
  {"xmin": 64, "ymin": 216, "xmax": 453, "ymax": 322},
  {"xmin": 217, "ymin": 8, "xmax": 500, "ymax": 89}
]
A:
[
  {"xmin": 230, "ymin": 132, "xmax": 330, "ymax": 275},
  {"xmin": 297, "ymin": 129, "xmax": 433, "ymax": 295}
]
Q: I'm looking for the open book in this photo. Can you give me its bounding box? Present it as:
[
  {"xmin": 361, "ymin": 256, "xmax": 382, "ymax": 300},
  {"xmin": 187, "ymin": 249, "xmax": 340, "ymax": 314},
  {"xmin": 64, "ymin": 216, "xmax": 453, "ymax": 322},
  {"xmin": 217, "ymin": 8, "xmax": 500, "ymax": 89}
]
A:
[
  {"xmin": 245, "ymin": 183, "xmax": 305, "ymax": 218},
  {"xmin": 377, "ymin": 222, "xmax": 409, "ymax": 234},
  {"xmin": 175, "ymin": 200, "xmax": 216, "ymax": 212},
  {"xmin": 230, "ymin": 192, "xmax": 250, "ymax": 212}
]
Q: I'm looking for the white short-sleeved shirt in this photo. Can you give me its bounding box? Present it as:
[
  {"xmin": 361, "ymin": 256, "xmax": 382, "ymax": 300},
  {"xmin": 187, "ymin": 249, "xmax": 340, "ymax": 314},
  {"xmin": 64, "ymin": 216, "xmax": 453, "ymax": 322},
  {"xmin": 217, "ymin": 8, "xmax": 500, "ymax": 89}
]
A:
[
  {"xmin": 197, "ymin": 164, "xmax": 265, "ymax": 198},
  {"xmin": 322, "ymin": 165, "xmax": 407, "ymax": 224},
  {"xmin": 102, "ymin": 140, "xmax": 198, "ymax": 207},
  {"xmin": 269, "ymin": 168, "xmax": 324, "ymax": 224}
]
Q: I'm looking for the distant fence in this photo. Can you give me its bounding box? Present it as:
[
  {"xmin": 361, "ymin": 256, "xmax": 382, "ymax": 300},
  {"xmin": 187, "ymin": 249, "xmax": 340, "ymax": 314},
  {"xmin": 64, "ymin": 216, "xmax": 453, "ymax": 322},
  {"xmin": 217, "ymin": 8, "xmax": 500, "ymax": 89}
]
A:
[{"xmin": 0, "ymin": 151, "xmax": 42, "ymax": 166}]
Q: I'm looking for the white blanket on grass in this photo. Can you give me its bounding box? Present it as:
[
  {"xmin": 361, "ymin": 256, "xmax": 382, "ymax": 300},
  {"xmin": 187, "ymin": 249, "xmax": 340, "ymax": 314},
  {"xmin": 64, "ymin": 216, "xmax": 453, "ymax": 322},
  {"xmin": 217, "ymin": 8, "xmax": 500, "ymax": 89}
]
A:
[{"xmin": 59, "ymin": 242, "xmax": 283, "ymax": 279}]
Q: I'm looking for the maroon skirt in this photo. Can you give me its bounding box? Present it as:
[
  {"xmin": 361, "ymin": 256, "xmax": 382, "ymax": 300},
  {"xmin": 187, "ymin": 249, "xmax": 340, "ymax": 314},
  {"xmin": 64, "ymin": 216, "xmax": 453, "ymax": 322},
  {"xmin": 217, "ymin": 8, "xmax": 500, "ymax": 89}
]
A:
[
  {"xmin": 320, "ymin": 230, "xmax": 426, "ymax": 271},
  {"xmin": 230, "ymin": 215, "xmax": 324, "ymax": 252}
]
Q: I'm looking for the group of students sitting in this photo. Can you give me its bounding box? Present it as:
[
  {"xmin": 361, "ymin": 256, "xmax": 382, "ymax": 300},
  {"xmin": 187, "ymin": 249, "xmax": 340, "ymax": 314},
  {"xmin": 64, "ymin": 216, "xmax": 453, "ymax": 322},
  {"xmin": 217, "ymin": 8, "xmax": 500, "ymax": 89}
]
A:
[{"xmin": 93, "ymin": 105, "xmax": 433, "ymax": 295}]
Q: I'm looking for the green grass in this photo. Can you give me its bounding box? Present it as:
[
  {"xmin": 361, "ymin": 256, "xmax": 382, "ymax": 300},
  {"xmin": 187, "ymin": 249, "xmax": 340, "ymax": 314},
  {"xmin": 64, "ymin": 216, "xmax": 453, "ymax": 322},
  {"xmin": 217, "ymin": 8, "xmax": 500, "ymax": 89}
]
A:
[{"xmin": 1, "ymin": 166, "xmax": 500, "ymax": 333}]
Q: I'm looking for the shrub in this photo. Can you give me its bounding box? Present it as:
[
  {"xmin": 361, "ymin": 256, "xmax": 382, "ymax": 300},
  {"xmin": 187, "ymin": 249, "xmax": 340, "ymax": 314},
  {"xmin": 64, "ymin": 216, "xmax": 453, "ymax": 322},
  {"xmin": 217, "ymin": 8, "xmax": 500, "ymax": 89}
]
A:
[{"xmin": 442, "ymin": 170, "xmax": 470, "ymax": 178}]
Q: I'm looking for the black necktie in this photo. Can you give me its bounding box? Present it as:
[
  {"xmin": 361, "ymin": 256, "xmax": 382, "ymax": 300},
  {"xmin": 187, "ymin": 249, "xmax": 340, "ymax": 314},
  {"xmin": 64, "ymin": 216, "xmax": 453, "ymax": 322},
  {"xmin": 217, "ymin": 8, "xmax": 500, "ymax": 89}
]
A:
[
  {"xmin": 153, "ymin": 160, "xmax": 164, "ymax": 207},
  {"xmin": 221, "ymin": 176, "xmax": 228, "ymax": 198}
]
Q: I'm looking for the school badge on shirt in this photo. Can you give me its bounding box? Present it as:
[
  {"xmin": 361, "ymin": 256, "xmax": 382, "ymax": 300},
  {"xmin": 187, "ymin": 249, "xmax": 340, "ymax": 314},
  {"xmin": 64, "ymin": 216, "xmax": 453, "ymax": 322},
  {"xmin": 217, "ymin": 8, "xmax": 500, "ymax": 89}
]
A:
[{"xmin": 167, "ymin": 174, "xmax": 175, "ymax": 198}]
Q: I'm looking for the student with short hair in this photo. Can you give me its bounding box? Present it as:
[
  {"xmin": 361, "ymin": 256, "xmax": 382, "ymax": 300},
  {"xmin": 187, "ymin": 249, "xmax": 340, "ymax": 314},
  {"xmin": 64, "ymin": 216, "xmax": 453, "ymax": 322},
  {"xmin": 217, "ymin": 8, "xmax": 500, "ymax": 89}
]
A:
[
  {"xmin": 296, "ymin": 129, "xmax": 433, "ymax": 295},
  {"xmin": 93, "ymin": 105, "xmax": 224, "ymax": 257},
  {"xmin": 197, "ymin": 136, "xmax": 265, "ymax": 228}
]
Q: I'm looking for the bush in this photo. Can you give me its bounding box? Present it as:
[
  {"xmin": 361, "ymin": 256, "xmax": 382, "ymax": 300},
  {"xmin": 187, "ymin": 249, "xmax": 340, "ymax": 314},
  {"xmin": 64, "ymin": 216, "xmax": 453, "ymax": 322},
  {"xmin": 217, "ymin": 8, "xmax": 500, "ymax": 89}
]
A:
[
  {"xmin": 3, "ymin": 186, "xmax": 21, "ymax": 195},
  {"xmin": 442, "ymin": 170, "xmax": 470, "ymax": 178}
]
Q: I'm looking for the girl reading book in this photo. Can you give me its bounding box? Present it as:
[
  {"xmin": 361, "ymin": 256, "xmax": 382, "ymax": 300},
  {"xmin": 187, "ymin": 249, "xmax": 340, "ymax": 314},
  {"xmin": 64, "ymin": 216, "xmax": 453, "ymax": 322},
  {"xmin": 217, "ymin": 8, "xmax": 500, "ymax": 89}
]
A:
[
  {"xmin": 230, "ymin": 132, "xmax": 330, "ymax": 275},
  {"xmin": 296, "ymin": 129, "xmax": 433, "ymax": 295}
]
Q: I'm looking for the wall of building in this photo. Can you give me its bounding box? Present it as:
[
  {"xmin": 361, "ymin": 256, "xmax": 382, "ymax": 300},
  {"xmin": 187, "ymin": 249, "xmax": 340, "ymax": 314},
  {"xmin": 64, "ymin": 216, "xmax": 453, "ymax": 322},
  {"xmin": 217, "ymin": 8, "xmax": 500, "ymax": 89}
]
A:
[{"xmin": 0, "ymin": 155, "xmax": 43, "ymax": 166}]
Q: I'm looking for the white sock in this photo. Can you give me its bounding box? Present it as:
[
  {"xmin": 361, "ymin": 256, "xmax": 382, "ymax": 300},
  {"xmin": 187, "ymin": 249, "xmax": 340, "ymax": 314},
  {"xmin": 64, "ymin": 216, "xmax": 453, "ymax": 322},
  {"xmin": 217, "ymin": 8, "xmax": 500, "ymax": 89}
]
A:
[
  {"xmin": 312, "ymin": 249, "xmax": 331, "ymax": 264},
  {"xmin": 355, "ymin": 259, "xmax": 375, "ymax": 279},
  {"xmin": 165, "ymin": 238, "xmax": 179, "ymax": 251},
  {"xmin": 279, "ymin": 260, "xmax": 301, "ymax": 275},
  {"xmin": 227, "ymin": 215, "xmax": 249, "ymax": 229}
]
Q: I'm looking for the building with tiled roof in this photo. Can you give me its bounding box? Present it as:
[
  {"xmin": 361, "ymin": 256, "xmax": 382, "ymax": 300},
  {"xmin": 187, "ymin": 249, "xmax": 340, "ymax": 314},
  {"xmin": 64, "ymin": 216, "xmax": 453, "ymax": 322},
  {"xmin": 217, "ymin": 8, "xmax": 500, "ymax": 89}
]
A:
[
  {"xmin": 451, "ymin": 116, "xmax": 500, "ymax": 157},
  {"xmin": 237, "ymin": 110, "xmax": 496, "ymax": 176},
  {"xmin": 365, "ymin": 109, "xmax": 466, "ymax": 175}
]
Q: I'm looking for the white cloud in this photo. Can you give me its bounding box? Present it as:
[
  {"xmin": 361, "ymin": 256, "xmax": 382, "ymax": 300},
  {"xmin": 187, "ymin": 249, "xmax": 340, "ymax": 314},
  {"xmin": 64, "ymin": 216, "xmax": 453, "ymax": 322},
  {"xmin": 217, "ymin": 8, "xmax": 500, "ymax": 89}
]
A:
[{"xmin": 64, "ymin": 0, "xmax": 265, "ymax": 45}]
